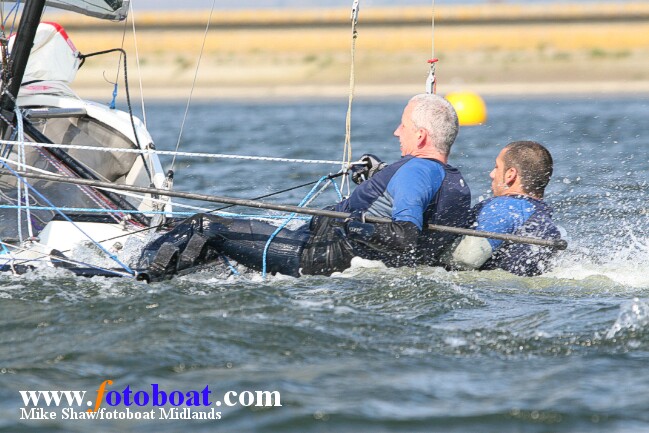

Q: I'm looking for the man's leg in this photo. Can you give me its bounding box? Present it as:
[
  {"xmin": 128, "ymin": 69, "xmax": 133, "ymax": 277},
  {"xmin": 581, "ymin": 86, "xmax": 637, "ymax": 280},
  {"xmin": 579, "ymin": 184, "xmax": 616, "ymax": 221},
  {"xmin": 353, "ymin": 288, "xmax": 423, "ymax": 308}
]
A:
[
  {"xmin": 138, "ymin": 214, "xmax": 310, "ymax": 278},
  {"xmin": 300, "ymin": 215, "xmax": 356, "ymax": 276}
]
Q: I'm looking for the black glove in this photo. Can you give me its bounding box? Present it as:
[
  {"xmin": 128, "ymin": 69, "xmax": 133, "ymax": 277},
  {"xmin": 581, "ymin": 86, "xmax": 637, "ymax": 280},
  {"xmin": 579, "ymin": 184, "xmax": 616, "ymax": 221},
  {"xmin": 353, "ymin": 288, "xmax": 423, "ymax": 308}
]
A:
[
  {"xmin": 344, "ymin": 210, "xmax": 375, "ymax": 240},
  {"xmin": 344, "ymin": 209, "xmax": 419, "ymax": 253},
  {"xmin": 350, "ymin": 154, "xmax": 387, "ymax": 185}
]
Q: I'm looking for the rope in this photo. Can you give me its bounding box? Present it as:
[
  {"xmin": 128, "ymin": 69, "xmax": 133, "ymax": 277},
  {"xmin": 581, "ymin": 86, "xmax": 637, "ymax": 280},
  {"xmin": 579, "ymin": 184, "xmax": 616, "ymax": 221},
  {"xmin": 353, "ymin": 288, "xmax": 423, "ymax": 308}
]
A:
[
  {"xmin": 261, "ymin": 175, "xmax": 332, "ymax": 278},
  {"xmin": 170, "ymin": 0, "xmax": 218, "ymax": 172},
  {"xmin": 0, "ymin": 204, "xmax": 311, "ymax": 220},
  {"xmin": 79, "ymin": 48, "xmax": 153, "ymax": 182},
  {"xmin": 221, "ymin": 255, "xmax": 240, "ymax": 276},
  {"xmin": 14, "ymin": 107, "xmax": 34, "ymax": 240},
  {"xmin": 332, "ymin": 178, "xmax": 344, "ymax": 201},
  {"xmin": 0, "ymin": 155, "xmax": 177, "ymax": 218},
  {"xmin": 2, "ymin": 1, "xmax": 20, "ymax": 35},
  {"xmin": 0, "ymin": 154, "xmax": 68, "ymax": 176},
  {"xmin": 0, "ymin": 204, "xmax": 189, "ymax": 216},
  {"xmin": 426, "ymin": 0, "xmax": 438, "ymax": 94},
  {"xmin": 14, "ymin": 129, "xmax": 23, "ymax": 243},
  {"xmin": 431, "ymin": 0, "xmax": 435, "ymax": 60},
  {"xmin": 2, "ymin": 171, "xmax": 343, "ymax": 270},
  {"xmin": 0, "ymin": 139, "xmax": 345, "ymax": 165},
  {"xmin": 297, "ymin": 176, "xmax": 337, "ymax": 207},
  {"xmin": 109, "ymin": 83, "xmax": 118, "ymax": 110},
  {"xmin": 0, "ymin": 150, "xmax": 126, "ymax": 226},
  {"xmin": 211, "ymin": 171, "xmax": 345, "ymax": 213},
  {"xmin": 0, "ymin": 162, "xmax": 136, "ymax": 275},
  {"xmin": 24, "ymin": 158, "xmax": 120, "ymax": 223},
  {"xmin": 340, "ymin": 0, "xmax": 360, "ymax": 197},
  {"xmin": 0, "ymin": 241, "xmax": 16, "ymax": 274},
  {"xmin": 129, "ymin": 1, "xmax": 147, "ymax": 126},
  {"xmin": 109, "ymin": 16, "xmax": 129, "ymax": 109}
]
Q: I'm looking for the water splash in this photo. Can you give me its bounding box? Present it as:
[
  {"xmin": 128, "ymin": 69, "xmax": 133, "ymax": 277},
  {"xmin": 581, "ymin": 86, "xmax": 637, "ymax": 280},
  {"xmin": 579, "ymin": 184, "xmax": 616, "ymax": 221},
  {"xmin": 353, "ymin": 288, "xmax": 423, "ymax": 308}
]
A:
[
  {"xmin": 606, "ymin": 298, "xmax": 649, "ymax": 339},
  {"xmin": 549, "ymin": 229, "xmax": 649, "ymax": 288}
]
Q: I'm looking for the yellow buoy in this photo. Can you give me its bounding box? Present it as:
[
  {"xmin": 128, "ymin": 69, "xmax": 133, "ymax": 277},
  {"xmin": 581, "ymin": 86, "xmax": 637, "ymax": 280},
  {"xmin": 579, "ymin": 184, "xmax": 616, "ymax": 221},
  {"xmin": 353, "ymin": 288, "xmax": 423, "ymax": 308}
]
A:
[{"xmin": 445, "ymin": 91, "xmax": 487, "ymax": 126}]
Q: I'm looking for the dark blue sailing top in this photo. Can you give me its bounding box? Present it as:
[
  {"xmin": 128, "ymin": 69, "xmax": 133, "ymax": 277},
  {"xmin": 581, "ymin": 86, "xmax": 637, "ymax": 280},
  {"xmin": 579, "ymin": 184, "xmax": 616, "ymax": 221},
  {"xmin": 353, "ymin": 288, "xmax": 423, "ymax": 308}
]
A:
[
  {"xmin": 335, "ymin": 155, "xmax": 471, "ymax": 266},
  {"xmin": 471, "ymin": 195, "xmax": 560, "ymax": 276}
]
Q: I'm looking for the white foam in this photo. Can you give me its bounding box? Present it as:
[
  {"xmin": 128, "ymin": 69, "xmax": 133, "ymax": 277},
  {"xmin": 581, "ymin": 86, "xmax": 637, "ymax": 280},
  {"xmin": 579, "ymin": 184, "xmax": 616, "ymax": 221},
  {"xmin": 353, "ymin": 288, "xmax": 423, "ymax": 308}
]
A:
[
  {"xmin": 606, "ymin": 298, "xmax": 649, "ymax": 339},
  {"xmin": 547, "ymin": 233, "xmax": 649, "ymax": 288},
  {"xmin": 444, "ymin": 336, "xmax": 468, "ymax": 347},
  {"xmin": 330, "ymin": 257, "xmax": 387, "ymax": 279}
]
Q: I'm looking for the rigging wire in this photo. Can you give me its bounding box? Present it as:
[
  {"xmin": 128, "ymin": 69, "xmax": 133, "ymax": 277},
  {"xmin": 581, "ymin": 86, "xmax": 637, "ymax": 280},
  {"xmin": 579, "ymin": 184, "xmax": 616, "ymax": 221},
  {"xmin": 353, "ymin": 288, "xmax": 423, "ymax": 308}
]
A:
[
  {"xmin": 129, "ymin": 1, "xmax": 147, "ymax": 126},
  {"xmin": 112, "ymin": 15, "xmax": 129, "ymax": 109},
  {"xmin": 431, "ymin": 0, "xmax": 435, "ymax": 60},
  {"xmin": 209, "ymin": 171, "xmax": 344, "ymax": 213},
  {"xmin": 0, "ymin": 241, "xmax": 17, "ymax": 274},
  {"xmin": 9, "ymin": 170, "xmax": 345, "ymax": 266},
  {"xmin": 0, "ymin": 131, "xmax": 125, "ymax": 225},
  {"xmin": 0, "ymin": 139, "xmax": 348, "ymax": 165},
  {"xmin": 425, "ymin": 0, "xmax": 438, "ymax": 94},
  {"xmin": 33, "ymin": 143, "xmax": 123, "ymax": 223},
  {"xmin": 14, "ymin": 128, "xmax": 22, "ymax": 243},
  {"xmin": 170, "ymin": 0, "xmax": 218, "ymax": 173},
  {"xmin": 14, "ymin": 107, "xmax": 34, "ymax": 240},
  {"xmin": 0, "ymin": 204, "xmax": 311, "ymax": 220},
  {"xmin": 0, "ymin": 162, "xmax": 136, "ymax": 275},
  {"xmin": 79, "ymin": 48, "xmax": 154, "ymax": 183},
  {"xmin": 261, "ymin": 175, "xmax": 333, "ymax": 278},
  {"xmin": 340, "ymin": 0, "xmax": 360, "ymax": 197},
  {"xmin": 0, "ymin": 154, "xmax": 214, "ymax": 215},
  {"xmin": 0, "ymin": 114, "xmax": 140, "ymax": 265},
  {"xmin": 7, "ymin": 1, "xmax": 19, "ymax": 36}
]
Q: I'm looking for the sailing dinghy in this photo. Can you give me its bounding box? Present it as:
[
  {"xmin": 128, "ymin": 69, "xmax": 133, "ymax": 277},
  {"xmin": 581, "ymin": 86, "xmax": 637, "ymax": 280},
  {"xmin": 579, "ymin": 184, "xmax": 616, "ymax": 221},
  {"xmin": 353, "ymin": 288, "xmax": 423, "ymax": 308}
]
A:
[
  {"xmin": 0, "ymin": 0, "xmax": 169, "ymax": 277},
  {"xmin": 0, "ymin": 1, "xmax": 568, "ymax": 280}
]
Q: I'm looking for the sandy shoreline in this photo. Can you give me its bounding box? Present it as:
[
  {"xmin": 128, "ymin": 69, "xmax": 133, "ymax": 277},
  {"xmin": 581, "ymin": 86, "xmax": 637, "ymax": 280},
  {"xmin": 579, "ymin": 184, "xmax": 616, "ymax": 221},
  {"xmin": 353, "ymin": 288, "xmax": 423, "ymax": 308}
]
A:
[{"xmin": 38, "ymin": 3, "xmax": 649, "ymax": 102}]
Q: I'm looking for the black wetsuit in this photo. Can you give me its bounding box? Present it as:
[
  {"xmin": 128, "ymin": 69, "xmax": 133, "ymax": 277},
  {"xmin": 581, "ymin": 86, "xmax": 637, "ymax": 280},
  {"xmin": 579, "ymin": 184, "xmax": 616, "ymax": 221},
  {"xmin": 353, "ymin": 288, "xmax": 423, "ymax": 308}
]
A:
[{"xmin": 138, "ymin": 156, "xmax": 470, "ymax": 280}]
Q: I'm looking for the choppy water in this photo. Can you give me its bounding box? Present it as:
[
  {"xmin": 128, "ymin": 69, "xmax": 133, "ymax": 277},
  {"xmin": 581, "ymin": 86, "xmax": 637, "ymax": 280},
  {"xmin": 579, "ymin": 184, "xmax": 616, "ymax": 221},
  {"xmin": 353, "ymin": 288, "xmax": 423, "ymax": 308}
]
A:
[{"xmin": 2, "ymin": 96, "xmax": 649, "ymax": 432}]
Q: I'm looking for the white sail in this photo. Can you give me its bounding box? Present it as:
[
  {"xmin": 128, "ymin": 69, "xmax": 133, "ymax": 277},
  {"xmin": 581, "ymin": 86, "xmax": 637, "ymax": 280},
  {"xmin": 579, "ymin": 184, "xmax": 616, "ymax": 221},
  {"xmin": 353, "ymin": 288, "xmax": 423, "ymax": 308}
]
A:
[{"xmin": 9, "ymin": 22, "xmax": 80, "ymax": 85}]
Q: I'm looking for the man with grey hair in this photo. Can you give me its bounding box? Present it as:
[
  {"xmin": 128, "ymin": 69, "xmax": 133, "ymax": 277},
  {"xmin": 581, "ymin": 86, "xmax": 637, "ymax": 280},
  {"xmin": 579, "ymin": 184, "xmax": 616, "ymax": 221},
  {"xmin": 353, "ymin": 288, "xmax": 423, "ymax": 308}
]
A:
[
  {"xmin": 138, "ymin": 94, "xmax": 471, "ymax": 279},
  {"xmin": 409, "ymin": 93, "xmax": 459, "ymax": 155},
  {"xmin": 338, "ymin": 92, "xmax": 471, "ymax": 269}
]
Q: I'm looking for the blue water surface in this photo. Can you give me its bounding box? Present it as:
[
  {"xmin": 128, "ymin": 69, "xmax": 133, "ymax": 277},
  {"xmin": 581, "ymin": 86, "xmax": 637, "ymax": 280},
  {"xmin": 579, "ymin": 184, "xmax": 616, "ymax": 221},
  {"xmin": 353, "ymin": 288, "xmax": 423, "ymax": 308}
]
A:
[{"xmin": 1, "ymin": 96, "xmax": 649, "ymax": 432}]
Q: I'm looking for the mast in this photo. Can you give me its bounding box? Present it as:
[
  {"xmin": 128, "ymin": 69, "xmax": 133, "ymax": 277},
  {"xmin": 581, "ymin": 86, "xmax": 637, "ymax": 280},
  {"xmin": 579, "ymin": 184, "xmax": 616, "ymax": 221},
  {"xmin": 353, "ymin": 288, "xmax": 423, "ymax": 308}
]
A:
[{"xmin": 0, "ymin": 0, "xmax": 46, "ymax": 137}]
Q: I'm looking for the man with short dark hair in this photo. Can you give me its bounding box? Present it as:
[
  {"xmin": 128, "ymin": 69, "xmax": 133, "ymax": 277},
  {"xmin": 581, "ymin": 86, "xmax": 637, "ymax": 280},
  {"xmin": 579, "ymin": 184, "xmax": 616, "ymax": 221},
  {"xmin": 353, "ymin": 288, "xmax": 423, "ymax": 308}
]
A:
[
  {"xmin": 139, "ymin": 94, "xmax": 471, "ymax": 279},
  {"xmin": 447, "ymin": 140, "xmax": 560, "ymax": 276}
]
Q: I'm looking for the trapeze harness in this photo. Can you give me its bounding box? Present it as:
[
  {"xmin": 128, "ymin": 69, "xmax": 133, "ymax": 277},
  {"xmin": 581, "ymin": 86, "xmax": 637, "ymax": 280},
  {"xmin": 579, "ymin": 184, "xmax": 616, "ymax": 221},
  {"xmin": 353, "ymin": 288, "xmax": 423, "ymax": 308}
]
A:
[{"xmin": 138, "ymin": 156, "xmax": 471, "ymax": 279}]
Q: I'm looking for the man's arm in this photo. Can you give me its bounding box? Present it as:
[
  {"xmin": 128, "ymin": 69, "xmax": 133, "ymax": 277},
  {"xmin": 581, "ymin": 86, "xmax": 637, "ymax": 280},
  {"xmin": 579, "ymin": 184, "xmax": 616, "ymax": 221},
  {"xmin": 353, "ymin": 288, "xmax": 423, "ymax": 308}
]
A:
[
  {"xmin": 444, "ymin": 197, "xmax": 521, "ymax": 270},
  {"xmin": 345, "ymin": 219, "xmax": 419, "ymax": 252},
  {"xmin": 447, "ymin": 235, "xmax": 493, "ymax": 270}
]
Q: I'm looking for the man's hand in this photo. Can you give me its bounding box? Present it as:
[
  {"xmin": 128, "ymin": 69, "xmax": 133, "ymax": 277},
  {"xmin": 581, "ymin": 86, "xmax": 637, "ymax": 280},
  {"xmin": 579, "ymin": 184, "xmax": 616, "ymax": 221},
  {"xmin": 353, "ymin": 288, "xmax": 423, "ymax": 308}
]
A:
[
  {"xmin": 344, "ymin": 210, "xmax": 375, "ymax": 240},
  {"xmin": 350, "ymin": 154, "xmax": 387, "ymax": 184},
  {"xmin": 343, "ymin": 210, "xmax": 419, "ymax": 253}
]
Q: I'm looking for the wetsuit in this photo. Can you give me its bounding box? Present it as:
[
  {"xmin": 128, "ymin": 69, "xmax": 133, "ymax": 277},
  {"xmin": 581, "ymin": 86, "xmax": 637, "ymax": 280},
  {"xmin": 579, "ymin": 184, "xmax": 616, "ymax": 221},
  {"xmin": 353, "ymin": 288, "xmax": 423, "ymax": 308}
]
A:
[
  {"xmin": 138, "ymin": 156, "xmax": 471, "ymax": 280},
  {"xmin": 465, "ymin": 195, "xmax": 560, "ymax": 276}
]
